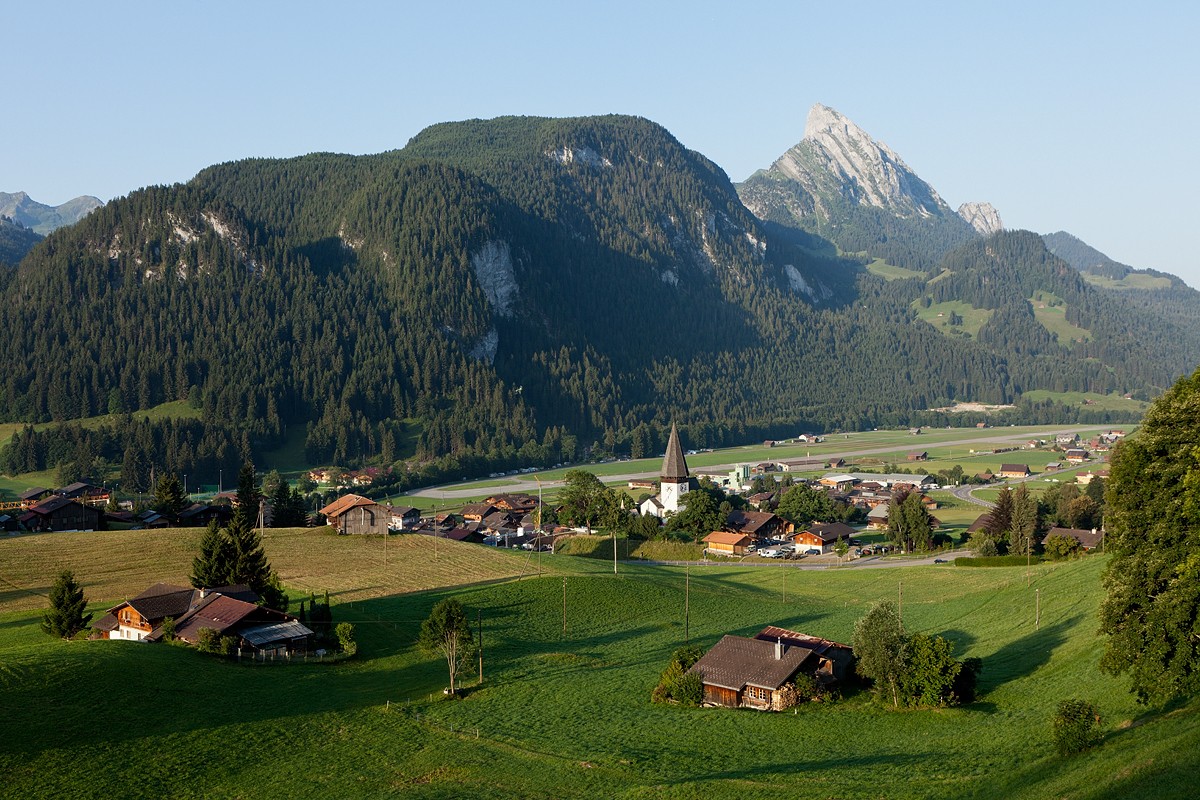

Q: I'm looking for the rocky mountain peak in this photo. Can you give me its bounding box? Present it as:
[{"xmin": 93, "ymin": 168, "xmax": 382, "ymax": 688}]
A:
[
  {"xmin": 770, "ymin": 104, "xmax": 950, "ymax": 219},
  {"xmin": 957, "ymin": 202, "xmax": 1003, "ymax": 236}
]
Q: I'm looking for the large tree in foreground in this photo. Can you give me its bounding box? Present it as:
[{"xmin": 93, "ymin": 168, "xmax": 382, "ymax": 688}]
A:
[
  {"xmin": 1100, "ymin": 367, "xmax": 1200, "ymax": 704},
  {"xmin": 419, "ymin": 598, "xmax": 475, "ymax": 695},
  {"xmin": 42, "ymin": 570, "xmax": 92, "ymax": 639}
]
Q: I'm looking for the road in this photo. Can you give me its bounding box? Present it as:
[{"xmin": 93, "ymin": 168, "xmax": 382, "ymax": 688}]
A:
[{"xmin": 408, "ymin": 425, "xmax": 1104, "ymax": 501}]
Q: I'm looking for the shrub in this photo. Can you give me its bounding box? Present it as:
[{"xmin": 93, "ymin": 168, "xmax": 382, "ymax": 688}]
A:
[
  {"xmin": 673, "ymin": 673, "xmax": 703, "ymax": 706},
  {"xmin": 1053, "ymin": 699, "xmax": 1101, "ymax": 755},
  {"xmin": 335, "ymin": 622, "xmax": 357, "ymax": 655},
  {"xmin": 160, "ymin": 617, "xmax": 176, "ymax": 642},
  {"xmin": 196, "ymin": 627, "xmax": 221, "ymax": 653},
  {"xmin": 218, "ymin": 636, "xmax": 237, "ymax": 656},
  {"xmin": 652, "ymin": 645, "xmax": 706, "ymax": 705},
  {"xmin": 1043, "ymin": 533, "xmax": 1081, "ymax": 560}
]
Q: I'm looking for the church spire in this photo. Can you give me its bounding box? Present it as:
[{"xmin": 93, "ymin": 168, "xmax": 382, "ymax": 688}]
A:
[{"xmin": 661, "ymin": 422, "xmax": 689, "ymax": 482}]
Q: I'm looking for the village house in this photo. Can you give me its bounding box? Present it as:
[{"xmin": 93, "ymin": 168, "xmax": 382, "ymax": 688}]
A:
[
  {"xmin": 687, "ymin": 626, "xmax": 853, "ymax": 710},
  {"xmin": 702, "ymin": 531, "xmax": 755, "ymax": 556},
  {"xmin": 21, "ymin": 496, "xmax": 102, "ymax": 532},
  {"xmin": 998, "ymin": 464, "xmax": 1031, "ymax": 479},
  {"xmin": 790, "ymin": 521, "xmax": 856, "ymax": 554},
  {"xmin": 1064, "ymin": 448, "xmax": 1090, "ymax": 464},
  {"xmin": 818, "ymin": 473, "xmax": 857, "ymax": 492},
  {"xmin": 1042, "ymin": 526, "xmax": 1103, "ymax": 551},
  {"xmin": 906, "ymin": 451, "xmax": 928, "ymax": 462},
  {"xmin": 1076, "ymin": 470, "xmax": 1109, "ymax": 485},
  {"xmin": 866, "ymin": 504, "xmax": 890, "ymax": 529},
  {"xmin": 389, "ymin": 506, "xmax": 421, "ymax": 531},
  {"xmin": 724, "ymin": 510, "xmax": 791, "ymax": 541},
  {"xmin": 746, "ymin": 491, "xmax": 777, "ymax": 511},
  {"xmin": 459, "ymin": 502, "xmax": 497, "ymax": 522}
]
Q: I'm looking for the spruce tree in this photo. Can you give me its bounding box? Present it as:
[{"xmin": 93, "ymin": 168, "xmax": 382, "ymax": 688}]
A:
[
  {"xmin": 191, "ymin": 519, "xmax": 232, "ymax": 588},
  {"xmin": 42, "ymin": 570, "xmax": 93, "ymax": 639},
  {"xmin": 154, "ymin": 472, "xmax": 189, "ymax": 518}
]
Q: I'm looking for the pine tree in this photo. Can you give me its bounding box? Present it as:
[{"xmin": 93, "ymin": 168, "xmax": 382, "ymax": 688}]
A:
[
  {"xmin": 233, "ymin": 463, "xmax": 262, "ymax": 530},
  {"xmin": 191, "ymin": 519, "xmax": 233, "ymax": 588},
  {"xmin": 41, "ymin": 570, "xmax": 92, "ymax": 639},
  {"xmin": 1008, "ymin": 484, "xmax": 1039, "ymax": 555},
  {"xmin": 154, "ymin": 472, "xmax": 189, "ymax": 518}
]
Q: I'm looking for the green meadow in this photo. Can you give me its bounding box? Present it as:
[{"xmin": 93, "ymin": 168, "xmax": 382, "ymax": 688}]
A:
[{"xmin": 1, "ymin": 529, "xmax": 1196, "ymax": 798}]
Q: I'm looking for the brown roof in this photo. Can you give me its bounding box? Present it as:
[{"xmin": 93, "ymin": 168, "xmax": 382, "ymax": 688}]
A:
[
  {"xmin": 173, "ymin": 595, "xmax": 263, "ymax": 641},
  {"xmin": 966, "ymin": 513, "xmax": 993, "ymax": 534},
  {"xmin": 724, "ymin": 510, "xmax": 779, "ymax": 535},
  {"xmin": 460, "ymin": 502, "xmax": 497, "ymax": 520},
  {"xmin": 1043, "ymin": 526, "xmax": 1104, "ymax": 549},
  {"xmin": 999, "ymin": 464, "xmax": 1030, "ymax": 474},
  {"xmin": 755, "ymin": 626, "xmax": 852, "ymax": 658},
  {"xmin": 803, "ymin": 521, "xmax": 856, "ymax": 543},
  {"xmin": 318, "ymin": 494, "xmax": 375, "ymax": 519},
  {"xmin": 703, "ymin": 531, "xmax": 754, "ymax": 547},
  {"xmin": 661, "ymin": 422, "xmax": 690, "ymax": 482},
  {"xmin": 116, "ymin": 583, "xmax": 198, "ymax": 622},
  {"xmin": 688, "ymin": 635, "xmax": 814, "ymax": 692}
]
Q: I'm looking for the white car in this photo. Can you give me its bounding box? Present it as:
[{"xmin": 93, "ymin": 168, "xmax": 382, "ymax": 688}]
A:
[{"xmin": 759, "ymin": 548, "xmax": 782, "ymax": 558}]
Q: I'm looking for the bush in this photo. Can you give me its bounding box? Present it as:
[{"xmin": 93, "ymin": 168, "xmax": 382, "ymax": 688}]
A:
[
  {"xmin": 955, "ymin": 555, "xmax": 1044, "ymax": 567},
  {"xmin": 1053, "ymin": 699, "xmax": 1101, "ymax": 755},
  {"xmin": 160, "ymin": 617, "xmax": 176, "ymax": 642},
  {"xmin": 673, "ymin": 673, "xmax": 703, "ymax": 706},
  {"xmin": 1043, "ymin": 533, "xmax": 1082, "ymax": 560},
  {"xmin": 335, "ymin": 622, "xmax": 357, "ymax": 655},
  {"xmin": 196, "ymin": 627, "xmax": 221, "ymax": 653},
  {"xmin": 652, "ymin": 645, "xmax": 706, "ymax": 705}
]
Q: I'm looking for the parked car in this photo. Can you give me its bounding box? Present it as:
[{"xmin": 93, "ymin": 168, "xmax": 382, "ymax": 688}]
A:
[
  {"xmin": 759, "ymin": 548, "xmax": 782, "ymax": 558},
  {"xmin": 804, "ymin": 548, "xmax": 822, "ymax": 556},
  {"xmin": 934, "ymin": 558, "xmax": 948, "ymax": 564}
]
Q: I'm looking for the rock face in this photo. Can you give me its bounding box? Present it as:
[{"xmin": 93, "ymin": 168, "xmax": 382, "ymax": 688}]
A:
[
  {"xmin": 0, "ymin": 191, "xmax": 102, "ymax": 235},
  {"xmin": 957, "ymin": 202, "xmax": 1003, "ymax": 236},
  {"xmin": 754, "ymin": 104, "xmax": 953, "ymax": 220}
]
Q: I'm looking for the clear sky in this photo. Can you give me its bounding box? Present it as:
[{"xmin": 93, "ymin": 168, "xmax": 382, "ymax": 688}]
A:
[{"xmin": 7, "ymin": 1, "xmax": 1198, "ymax": 285}]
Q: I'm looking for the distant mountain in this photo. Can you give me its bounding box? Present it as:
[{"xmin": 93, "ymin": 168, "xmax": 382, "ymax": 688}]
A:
[
  {"xmin": 0, "ymin": 215, "xmax": 42, "ymax": 266},
  {"xmin": 958, "ymin": 202, "xmax": 1003, "ymax": 236},
  {"xmin": 0, "ymin": 191, "xmax": 102, "ymax": 235},
  {"xmin": 0, "ymin": 113, "xmax": 1193, "ymax": 489},
  {"xmin": 738, "ymin": 104, "xmax": 978, "ymax": 270}
]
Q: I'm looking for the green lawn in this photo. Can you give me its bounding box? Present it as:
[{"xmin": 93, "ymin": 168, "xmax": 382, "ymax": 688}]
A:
[
  {"xmin": 913, "ymin": 299, "xmax": 993, "ymax": 338},
  {"xmin": 1, "ymin": 553, "xmax": 1196, "ymax": 798},
  {"xmin": 1029, "ymin": 291, "xmax": 1091, "ymax": 343}
]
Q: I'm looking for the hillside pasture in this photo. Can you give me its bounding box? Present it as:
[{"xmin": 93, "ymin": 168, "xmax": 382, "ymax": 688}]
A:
[
  {"xmin": 0, "ymin": 554, "xmax": 1196, "ymax": 798},
  {"xmin": 913, "ymin": 299, "xmax": 993, "ymax": 338}
]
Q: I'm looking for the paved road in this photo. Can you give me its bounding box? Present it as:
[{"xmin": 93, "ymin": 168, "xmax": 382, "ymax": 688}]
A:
[
  {"xmin": 949, "ymin": 460, "xmax": 1103, "ymax": 510},
  {"xmin": 408, "ymin": 425, "xmax": 1104, "ymax": 501}
]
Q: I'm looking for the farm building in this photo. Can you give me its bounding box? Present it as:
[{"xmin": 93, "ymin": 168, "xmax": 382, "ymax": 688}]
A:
[
  {"xmin": 791, "ymin": 521, "xmax": 856, "ymax": 554},
  {"xmin": 702, "ymin": 531, "xmax": 755, "ymax": 556},
  {"xmin": 998, "ymin": 464, "xmax": 1031, "ymax": 478}
]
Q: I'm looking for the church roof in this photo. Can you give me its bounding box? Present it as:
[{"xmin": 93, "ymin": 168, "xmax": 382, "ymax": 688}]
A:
[{"xmin": 661, "ymin": 423, "xmax": 690, "ymax": 482}]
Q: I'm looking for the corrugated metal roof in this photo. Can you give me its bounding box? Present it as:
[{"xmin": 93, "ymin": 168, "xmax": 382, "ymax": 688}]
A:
[{"xmin": 238, "ymin": 619, "xmax": 313, "ymax": 647}]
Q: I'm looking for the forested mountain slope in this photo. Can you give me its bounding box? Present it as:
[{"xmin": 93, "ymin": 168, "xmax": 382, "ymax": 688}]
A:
[{"xmin": 1, "ymin": 115, "xmax": 1194, "ymax": 487}]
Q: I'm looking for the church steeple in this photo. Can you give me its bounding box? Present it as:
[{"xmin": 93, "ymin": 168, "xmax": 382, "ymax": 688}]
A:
[{"xmin": 661, "ymin": 422, "xmax": 689, "ymax": 482}]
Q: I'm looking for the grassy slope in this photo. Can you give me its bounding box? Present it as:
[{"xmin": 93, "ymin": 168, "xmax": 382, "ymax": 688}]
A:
[
  {"xmin": 1029, "ymin": 292, "xmax": 1091, "ymax": 343},
  {"xmin": 1, "ymin": 542, "xmax": 1196, "ymax": 799},
  {"xmin": 913, "ymin": 299, "xmax": 993, "ymax": 338}
]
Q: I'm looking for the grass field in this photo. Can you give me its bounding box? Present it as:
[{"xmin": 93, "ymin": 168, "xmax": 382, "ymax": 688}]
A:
[
  {"xmin": 913, "ymin": 299, "xmax": 993, "ymax": 338},
  {"xmin": 1029, "ymin": 292, "xmax": 1091, "ymax": 343},
  {"xmin": 864, "ymin": 257, "xmax": 925, "ymax": 281},
  {"xmin": 1081, "ymin": 272, "xmax": 1173, "ymax": 291},
  {"xmin": 1, "ymin": 526, "xmax": 1196, "ymax": 798},
  {"xmin": 1021, "ymin": 390, "xmax": 1149, "ymax": 414}
]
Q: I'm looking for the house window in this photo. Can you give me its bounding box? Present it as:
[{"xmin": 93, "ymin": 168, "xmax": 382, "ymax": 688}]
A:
[{"xmin": 746, "ymin": 685, "xmax": 771, "ymax": 703}]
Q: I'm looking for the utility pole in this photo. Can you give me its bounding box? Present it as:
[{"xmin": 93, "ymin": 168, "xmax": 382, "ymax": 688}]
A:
[
  {"xmin": 562, "ymin": 577, "xmax": 567, "ymax": 635},
  {"xmin": 898, "ymin": 581, "xmax": 903, "ymax": 628},
  {"xmin": 477, "ymin": 608, "xmax": 483, "ymax": 684},
  {"xmin": 782, "ymin": 567, "xmax": 787, "ymax": 604},
  {"xmin": 1036, "ymin": 588, "xmax": 1041, "ymax": 630}
]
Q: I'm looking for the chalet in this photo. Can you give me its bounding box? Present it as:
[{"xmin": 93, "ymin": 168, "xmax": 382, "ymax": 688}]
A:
[
  {"xmin": 966, "ymin": 513, "xmax": 993, "ymax": 535},
  {"xmin": 1045, "ymin": 462, "xmax": 1062, "ymax": 471},
  {"xmin": 818, "ymin": 473, "xmax": 857, "ymax": 492},
  {"xmin": 791, "ymin": 521, "xmax": 856, "ymax": 554},
  {"xmin": 998, "ymin": 464, "xmax": 1031, "ymax": 479},
  {"xmin": 827, "ymin": 458, "xmax": 847, "ymax": 469},
  {"xmin": 751, "ymin": 462, "xmax": 778, "ymax": 474},
  {"xmin": 866, "ymin": 503, "xmax": 890, "ymax": 530},
  {"xmin": 906, "ymin": 451, "xmax": 928, "ymax": 462},
  {"xmin": 460, "ymin": 502, "xmax": 498, "ymax": 522},
  {"xmin": 481, "ymin": 510, "xmax": 520, "ymax": 533},
  {"xmin": 702, "ymin": 531, "xmax": 755, "ymax": 556},
  {"xmin": 389, "ymin": 506, "xmax": 421, "ymax": 531},
  {"xmin": 1056, "ymin": 433, "xmax": 1080, "ymax": 446},
  {"xmin": 724, "ymin": 510, "xmax": 791, "ymax": 541},
  {"xmin": 137, "ymin": 509, "xmax": 172, "ymax": 528},
  {"xmin": 23, "ymin": 496, "xmax": 102, "ymax": 532},
  {"xmin": 18, "ymin": 487, "xmax": 53, "ymax": 505},
  {"xmin": 169, "ymin": 594, "xmax": 310, "ymax": 656},
  {"xmin": 688, "ymin": 627, "xmax": 853, "ymax": 710},
  {"xmin": 1064, "ymin": 448, "xmax": 1090, "ymax": 464},
  {"xmin": 1042, "ymin": 526, "xmax": 1103, "ymax": 551},
  {"xmin": 920, "ymin": 494, "xmax": 939, "ymax": 511},
  {"xmin": 628, "ymin": 479, "xmax": 658, "ymax": 491},
  {"xmin": 746, "ymin": 491, "xmax": 777, "ymax": 511},
  {"xmin": 318, "ymin": 494, "xmax": 390, "ymax": 535},
  {"xmin": 762, "ymin": 440, "xmax": 777, "ymax": 448},
  {"xmin": 178, "ymin": 502, "xmax": 233, "ymax": 527},
  {"xmin": 57, "ymin": 481, "xmax": 110, "ymax": 506},
  {"xmin": 93, "ymin": 583, "xmax": 261, "ymax": 642},
  {"xmin": 777, "ymin": 459, "xmax": 822, "ymax": 473},
  {"xmin": 486, "ymin": 494, "xmax": 540, "ymax": 513}
]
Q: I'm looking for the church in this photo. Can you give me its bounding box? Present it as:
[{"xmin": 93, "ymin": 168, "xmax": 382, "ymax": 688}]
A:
[{"xmin": 639, "ymin": 423, "xmax": 696, "ymax": 519}]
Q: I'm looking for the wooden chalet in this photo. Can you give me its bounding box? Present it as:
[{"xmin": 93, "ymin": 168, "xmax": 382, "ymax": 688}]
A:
[
  {"xmin": 485, "ymin": 494, "xmax": 540, "ymax": 514},
  {"xmin": 1064, "ymin": 449, "xmax": 1090, "ymax": 464},
  {"xmin": 906, "ymin": 451, "xmax": 928, "ymax": 462},
  {"xmin": 998, "ymin": 464, "xmax": 1032, "ymax": 479},
  {"xmin": 94, "ymin": 583, "xmax": 258, "ymax": 642},
  {"xmin": 866, "ymin": 503, "xmax": 890, "ymax": 530},
  {"xmin": 389, "ymin": 506, "xmax": 421, "ymax": 530},
  {"xmin": 460, "ymin": 502, "xmax": 498, "ymax": 522},
  {"xmin": 746, "ymin": 491, "xmax": 777, "ymax": 511},
  {"xmin": 724, "ymin": 510, "xmax": 791, "ymax": 541},
  {"xmin": 702, "ymin": 531, "xmax": 755, "ymax": 556},
  {"xmin": 688, "ymin": 626, "xmax": 853, "ymax": 710},
  {"xmin": 57, "ymin": 481, "xmax": 111, "ymax": 506},
  {"xmin": 1042, "ymin": 526, "xmax": 1103, "ymax": 551},
  {"xmin": 319, "ymin": 494, "xmax": 389, "ymax": 534},
  {"xmin": 21, "ymin": 496, "xmax": 102, "ymax": 532},
  {"xmin": 18, "ymin": 487, "xmax": 53, "ymax": 505},
  {"xmin": 791, "ymin": 521, "xmax": 856, "ymax": 554}
]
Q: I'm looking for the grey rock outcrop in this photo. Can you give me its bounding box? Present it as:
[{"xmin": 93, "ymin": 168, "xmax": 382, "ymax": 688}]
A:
[{"xmin": 957, "ymin": 202, "xmax": 1004, "ymax": 236}]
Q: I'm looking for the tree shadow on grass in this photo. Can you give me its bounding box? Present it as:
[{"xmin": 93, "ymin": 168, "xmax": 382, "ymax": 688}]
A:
[{"xmin": 977, "ymin": 615, "xmax": 1083, "ymax": 693}]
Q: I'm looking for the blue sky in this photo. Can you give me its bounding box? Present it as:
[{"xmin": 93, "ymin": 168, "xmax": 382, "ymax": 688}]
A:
[{"xmin": 7, "ymin": 1, "xmax": 1198, "ymax": 284}]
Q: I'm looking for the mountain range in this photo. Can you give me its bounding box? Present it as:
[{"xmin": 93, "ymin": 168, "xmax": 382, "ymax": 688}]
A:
[{"xmin": 2, "ymin": 107, "xmax": 1197, "ymax": 486}]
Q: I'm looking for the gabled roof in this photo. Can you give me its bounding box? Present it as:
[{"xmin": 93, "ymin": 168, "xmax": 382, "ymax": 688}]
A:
[
  {"xmin": 703, "ymin": 531, "xmax": 754, "ymax": 547},
  {"xmin": 318, "ymin": 494, "xmax": 377, "ymax": 519},
  {"xmin": 237, "ymin": 619, "xmax": 313, "ymax": 647},
  {"xmin": 18, "ymin": 487, "xmax": 51, "ymax": 501},
  {"xmin": 724, "ymin": 510, "xmax": 780, "ymax": 535},
  {"xmin": 30, "ymin": 495, "xmax": 90, "ymax": 515},
  {"xmin": 755, "ymin": 626, "xmax": 852, "ymax": 658},
  {"xmin": 661, "ymin": 422, "xmax": 690, "ymax": 482},
  {"xmin": 966, "ymin": 513, "xmax": 993, "ymax": 534},
  {"xmin": 999, "ymin": 464, "xmax": 1030, "ymax": 474},
  {"xmin": 1044, "ymin": 526, "xmax": 1103, "ymax": 549},
  {"xmin": 867, "ymin": 503, "xmax": 890, "ymax": 520},
  {"xmin": 802, "ymin": 521, "xmax": 856, "ymax": 543},
  {"xmin": 116, "ymin": 583, "xmax": 198, "ymax": 622},
  {"xmin": 688, "ymin": 634, "xmax": 814, "ymax": 692},
  {"xmin": 460, "ymin": 502, "xmax": 497, "ymax": 519},
  {"xmin": 172, "ymin": 594, "xmax": 263, "ymax": 641}
]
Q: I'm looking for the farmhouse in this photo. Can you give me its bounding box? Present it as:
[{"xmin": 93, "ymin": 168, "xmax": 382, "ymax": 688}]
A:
[
  {"xmin": 1064, "ymin": 449, "xmax": 1090, "ymax": 464},
  {"xmin": 906, "ymin": 451, "xmax": 928, "ymax": 462},
  {"xmin": 702, "ymin": 531, "xmax": 755, "ymax": 556},
  {"xmin": 998, "ymin": 464, "xmax": 1031, "ymax": 479},
  {"xmin": 791, "ymin": 521, "xmax": 856, "ymax": 554},
  {"xmin": 688, "ymin": 626, "xmax": 853, "ymax": 710},
  {"xmin": 724, "ymin": 510, "xmax": 790, "ymax": 540},
  {"xmin": 1042, "ymin": 526, "xmax": 1103, "ymax": 551},
  {"xmin": 21, "ymin": 496, "xmax": 102, "ymax": 532},
  {"xmin": 866, "ymin": 503, "xmax": 890, "ymax": 529}
]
